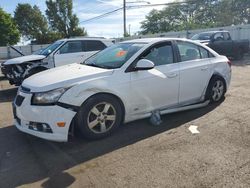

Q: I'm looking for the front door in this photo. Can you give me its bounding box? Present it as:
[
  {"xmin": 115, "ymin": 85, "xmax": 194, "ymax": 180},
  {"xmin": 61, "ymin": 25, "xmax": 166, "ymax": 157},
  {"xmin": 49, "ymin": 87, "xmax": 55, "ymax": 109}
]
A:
[
  {"xmin": 129, "ymin": 42, "xmax": 180, "ymax": 114},
  {"xmin": 54, "ymin": 40, "xmax": 85, "ymax": 67}
]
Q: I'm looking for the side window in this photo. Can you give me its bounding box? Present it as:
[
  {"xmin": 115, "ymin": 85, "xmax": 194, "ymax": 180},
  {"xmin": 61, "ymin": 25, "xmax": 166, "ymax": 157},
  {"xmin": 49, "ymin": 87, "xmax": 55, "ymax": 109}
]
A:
[
  {"xmin": 199, "ymin": 47, "xmax": 209, "ymax": 59},
  {"xmin": 177, "ymin": 41, "xmax": 201, "ymax": 62},
  {"xmin": 59, "ymin": 41, "xmax": 82, "ymax": 54},
  {"xmin": 213, "ymin": 32, "xmax": 224, "ymax": 41},
  {"xmin": 208, "ymin": 52, "xmax": 215, "ymax": 58},
  {"xmin": 84, "ymin": 40, "xmax": 107, "ymax": 52},
  {"xmin": 223, "ymin": 32, "xmax": 231, "ymax": 40},
  {"xmin": 142, "ymin": 43, "xmax": 174, "ymax": 66}
]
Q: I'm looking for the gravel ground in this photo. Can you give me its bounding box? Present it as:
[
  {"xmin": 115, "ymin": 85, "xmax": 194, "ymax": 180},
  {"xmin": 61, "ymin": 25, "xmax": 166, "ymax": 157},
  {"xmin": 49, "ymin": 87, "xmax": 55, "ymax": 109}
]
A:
[{"xmin": 0, "ymin": 58, "xmax": 249, "ymax": 188}]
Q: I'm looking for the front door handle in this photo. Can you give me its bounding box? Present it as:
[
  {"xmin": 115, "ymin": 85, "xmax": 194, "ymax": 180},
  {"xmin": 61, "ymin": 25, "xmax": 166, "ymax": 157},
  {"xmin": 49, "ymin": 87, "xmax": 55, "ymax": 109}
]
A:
[
  {"xmin": 167, "ymin": 73, "xmax": 178, "ymax": 78},
  {"xmin": 201, "ymin": 67, "xmax": 209, "ymax": 71}
]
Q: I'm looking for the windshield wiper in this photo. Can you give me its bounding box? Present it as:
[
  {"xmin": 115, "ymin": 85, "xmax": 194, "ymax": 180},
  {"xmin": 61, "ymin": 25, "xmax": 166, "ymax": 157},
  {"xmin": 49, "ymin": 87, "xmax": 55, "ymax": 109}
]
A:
[{"xmin": 84, "ymin": 63, "xmax": 114, "ymax": 69}]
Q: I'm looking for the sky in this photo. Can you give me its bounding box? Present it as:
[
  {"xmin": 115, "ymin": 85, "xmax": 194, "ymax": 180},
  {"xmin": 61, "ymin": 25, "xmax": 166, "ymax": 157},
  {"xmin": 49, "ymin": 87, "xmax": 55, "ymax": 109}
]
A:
[{"xmin": 0, "ymin": 0, "xmax": 172, "ymax": 38}]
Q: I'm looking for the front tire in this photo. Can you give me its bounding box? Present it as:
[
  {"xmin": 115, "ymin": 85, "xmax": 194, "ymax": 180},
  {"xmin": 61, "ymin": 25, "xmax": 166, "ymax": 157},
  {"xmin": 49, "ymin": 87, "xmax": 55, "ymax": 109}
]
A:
[
  {"xmin": 76, "ymin": 94, "xmax": 123, "ymax": 139},
  {"xmin": 24, "ymin": 67, "xmax": 47, "ymax": 79},
  {"xmin": 206, "ymin": 76, "xmax": 226, "ymax": 103}
]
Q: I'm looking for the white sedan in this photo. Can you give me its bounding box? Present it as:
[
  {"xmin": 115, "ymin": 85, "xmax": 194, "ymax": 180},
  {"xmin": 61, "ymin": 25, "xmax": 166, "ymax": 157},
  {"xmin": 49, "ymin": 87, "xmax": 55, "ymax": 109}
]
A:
[{"xmin": 13, "ymin": 38, "xmax": 231, "ymax": 141}]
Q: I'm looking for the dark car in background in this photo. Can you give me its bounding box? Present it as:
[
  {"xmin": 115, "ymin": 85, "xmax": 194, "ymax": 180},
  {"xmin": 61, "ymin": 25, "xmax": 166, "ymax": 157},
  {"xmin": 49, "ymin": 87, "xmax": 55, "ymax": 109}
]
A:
[{"xmin": 191, "ymin": 31, "xmax": 249, "ymax": 60}]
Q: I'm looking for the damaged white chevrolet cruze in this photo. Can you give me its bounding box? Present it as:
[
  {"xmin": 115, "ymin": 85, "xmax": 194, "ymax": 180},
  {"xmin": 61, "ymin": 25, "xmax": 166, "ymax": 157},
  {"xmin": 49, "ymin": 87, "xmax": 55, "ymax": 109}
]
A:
[{"xmin": 13, "ymin": 38, "xmax": 231, "ymax": 142}]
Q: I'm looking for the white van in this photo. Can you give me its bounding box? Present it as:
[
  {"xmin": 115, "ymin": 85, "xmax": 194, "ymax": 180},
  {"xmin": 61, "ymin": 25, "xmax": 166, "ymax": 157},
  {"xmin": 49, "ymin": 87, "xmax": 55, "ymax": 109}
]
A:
[{"xmin": 1, "ymin": 37, "xmax": 114, "ymax": 85}]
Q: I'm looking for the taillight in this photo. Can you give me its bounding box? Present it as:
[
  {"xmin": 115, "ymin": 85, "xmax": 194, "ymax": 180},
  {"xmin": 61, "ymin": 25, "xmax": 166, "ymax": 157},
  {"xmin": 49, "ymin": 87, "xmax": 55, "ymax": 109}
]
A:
[{"xmin": 227, "ymin": 60, "xmax": 232, "ymax": 67}]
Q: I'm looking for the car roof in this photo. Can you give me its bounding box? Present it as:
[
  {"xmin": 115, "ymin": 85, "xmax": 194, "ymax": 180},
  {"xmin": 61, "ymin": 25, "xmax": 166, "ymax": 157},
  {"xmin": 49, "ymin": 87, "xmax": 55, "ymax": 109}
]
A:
[
  {"xmin": 121, "ymin": 37, "xmax": 191, "ymax": 44},
  {"xmin": 58, "ymin": 37, "xmax": 113, "ymax": 42},
  {"xmin": 197, "ymin": 31, "xmax": 229, "ymax": 34}
]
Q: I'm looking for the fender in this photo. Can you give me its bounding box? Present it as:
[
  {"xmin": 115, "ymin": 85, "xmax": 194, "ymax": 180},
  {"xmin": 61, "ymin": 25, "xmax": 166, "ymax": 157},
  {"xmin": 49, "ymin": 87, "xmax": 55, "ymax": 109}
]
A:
[{"xmin": 59, "ymin": 82, "xmax": 129, "ymax": 117}]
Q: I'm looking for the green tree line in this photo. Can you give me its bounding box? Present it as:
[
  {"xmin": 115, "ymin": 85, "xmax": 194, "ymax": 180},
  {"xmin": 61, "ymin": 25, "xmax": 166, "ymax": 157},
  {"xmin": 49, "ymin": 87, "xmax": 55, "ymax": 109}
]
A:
[
  {"xmin": 140, "ymin": 0, "xmax": 250, "ymax": 35},
  {"xmin": 0, "ymin": 0, "xmax": 87, "ymax": 46}
]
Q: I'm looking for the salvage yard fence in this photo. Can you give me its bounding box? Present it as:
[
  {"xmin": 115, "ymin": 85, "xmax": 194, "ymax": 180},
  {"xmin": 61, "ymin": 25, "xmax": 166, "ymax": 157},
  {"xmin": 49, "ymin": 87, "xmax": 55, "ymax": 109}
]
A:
[
  {"xmin": 1, "ymin": 24, "xmax": 250, "ymax": 59},
  {"xmin": 0, "ymin": 44, "xmax": 50, "ymax": 60},
  {"xmin": 121, "ymin": 24, "xmax": 250, "ymax": 42}
]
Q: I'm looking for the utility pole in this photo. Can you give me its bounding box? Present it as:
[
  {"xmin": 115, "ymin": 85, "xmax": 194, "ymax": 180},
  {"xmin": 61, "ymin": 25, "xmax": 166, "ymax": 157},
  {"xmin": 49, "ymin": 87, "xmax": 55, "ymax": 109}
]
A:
[
  {"xmin": 129, "ymin": 24, "xmax": 131, "ymax": 36},
  {"xmin": 123, "ymin": 0, "xmax": 126, "ymax": 37}
]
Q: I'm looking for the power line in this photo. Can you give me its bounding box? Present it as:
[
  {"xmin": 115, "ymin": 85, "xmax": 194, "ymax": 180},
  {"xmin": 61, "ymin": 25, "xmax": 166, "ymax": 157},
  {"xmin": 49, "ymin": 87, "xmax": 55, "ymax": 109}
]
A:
[
  {"xmin": 79, "ymin": 1, "xmax": 197, "ymax": 24},
  {"xmin": 80, "ymin": 8, "xmax": 123, "ymax": 23}
]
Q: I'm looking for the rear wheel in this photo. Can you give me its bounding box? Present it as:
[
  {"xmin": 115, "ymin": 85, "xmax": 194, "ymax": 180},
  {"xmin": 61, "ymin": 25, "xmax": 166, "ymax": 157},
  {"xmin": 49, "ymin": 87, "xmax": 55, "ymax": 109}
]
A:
[
  {"xmin": 76, "ymin": 94, "xmax": 123, "ymax": 139},
  {"xmin": 206, "ymin": 77, "xmax": 226, "ymax": 103}
]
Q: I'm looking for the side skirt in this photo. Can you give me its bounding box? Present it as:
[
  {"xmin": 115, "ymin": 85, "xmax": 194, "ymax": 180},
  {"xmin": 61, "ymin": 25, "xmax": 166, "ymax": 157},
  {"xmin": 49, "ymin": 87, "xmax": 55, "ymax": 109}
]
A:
[
  {"xmin": 125, "ymin": 100, "xmax": 210, "ymax": 123},
  {"xmin": 160, "ymin": 100, "xmax": 210, "ymax": 115}
]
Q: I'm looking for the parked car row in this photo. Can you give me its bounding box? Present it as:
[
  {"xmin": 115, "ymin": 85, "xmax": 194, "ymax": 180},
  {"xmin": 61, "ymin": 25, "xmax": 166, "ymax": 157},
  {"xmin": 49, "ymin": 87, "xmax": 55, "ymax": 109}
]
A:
[
  {"xmin": 11, "ymin": 37, "xmax": 231, "ymax": 141},
  {"xmin": 1, "ymin": 37, "xmax": 114, "ymax": 85}
]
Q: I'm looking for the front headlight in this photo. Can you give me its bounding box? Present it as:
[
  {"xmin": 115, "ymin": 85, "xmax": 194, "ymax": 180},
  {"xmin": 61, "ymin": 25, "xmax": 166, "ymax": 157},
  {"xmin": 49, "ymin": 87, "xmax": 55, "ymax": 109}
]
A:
[{"xmin": 32, "ymin": 87, "xmax": 68, "ymax": 105}]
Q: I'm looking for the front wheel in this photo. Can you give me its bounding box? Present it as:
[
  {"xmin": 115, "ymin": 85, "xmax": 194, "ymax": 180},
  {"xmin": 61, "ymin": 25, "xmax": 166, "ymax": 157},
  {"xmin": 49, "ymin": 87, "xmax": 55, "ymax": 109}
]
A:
[
  {"xmin": 76, "ymin": 94, "xmax": 123, "ymax": 139},
  {"xmin": 24, "ymin": 67, "xmax": 47, "ymax": 79},
  {"xmin": 206, "ymin": 77, "xmax": 226, "ymax": 103}
]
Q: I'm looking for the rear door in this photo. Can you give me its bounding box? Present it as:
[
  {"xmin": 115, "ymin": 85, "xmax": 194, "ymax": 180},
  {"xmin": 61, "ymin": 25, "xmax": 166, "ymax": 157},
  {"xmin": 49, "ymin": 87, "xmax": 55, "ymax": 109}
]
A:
[{"xmin": 176, "ymin": 41, "xmax": 213, "ymax": 104}]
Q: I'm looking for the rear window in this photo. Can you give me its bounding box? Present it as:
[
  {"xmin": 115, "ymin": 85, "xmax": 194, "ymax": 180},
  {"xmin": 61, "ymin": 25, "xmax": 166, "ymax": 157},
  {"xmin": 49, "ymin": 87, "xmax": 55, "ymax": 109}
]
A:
[{"xmin": 84, "ymin": 40, "xmax": 107, "ymax": 51}]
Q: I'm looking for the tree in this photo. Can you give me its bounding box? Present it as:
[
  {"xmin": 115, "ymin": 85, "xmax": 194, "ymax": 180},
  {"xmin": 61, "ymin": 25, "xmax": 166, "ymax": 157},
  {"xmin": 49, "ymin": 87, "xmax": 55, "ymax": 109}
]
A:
[
  {"xmin": 46, "ymin": 0, "xmax": 87, "ymax": 38},
  {"xmin": 14, "ymin": 3, "xmax": 64, "ymax": 44},
  {"xmin": 234, "ymin": 0, "xmax": 250, "ymax": 24},
  {"xmin": 0, "ymin": 8, "xmax": 20, "ymax": 46},
  {"xmin": 140, "ymin": 0, "xmax": 250, "ymax": 35},
  {"xmin": 216, "ymin": 0, "xmax": 250, "ymax": 26},
  {"xmin": 14, "ymin": 4, "xmax": 48, "ymax": 40}
]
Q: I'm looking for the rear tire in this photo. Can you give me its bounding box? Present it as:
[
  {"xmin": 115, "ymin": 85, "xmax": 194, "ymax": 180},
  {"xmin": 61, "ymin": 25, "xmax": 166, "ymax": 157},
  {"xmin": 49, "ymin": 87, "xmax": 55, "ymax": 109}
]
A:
[
  {"xmin": 206, "ymin": 76, "xmax": 226, "ymax": 103},
  {"xmin": 76, "ymin": 94, "xmax": 123, "ymax": 140}
]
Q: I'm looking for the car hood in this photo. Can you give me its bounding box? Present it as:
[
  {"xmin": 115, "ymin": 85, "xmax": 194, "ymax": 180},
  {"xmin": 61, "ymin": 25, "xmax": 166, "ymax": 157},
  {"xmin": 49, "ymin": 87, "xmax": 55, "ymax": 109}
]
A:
[
  {"xmin": 22, "ymin": 63, "xmax": 114, "ymax": 92},
  {"xmin": 3, "ymin": 55, "xmax": 46, "ymax": 65}
]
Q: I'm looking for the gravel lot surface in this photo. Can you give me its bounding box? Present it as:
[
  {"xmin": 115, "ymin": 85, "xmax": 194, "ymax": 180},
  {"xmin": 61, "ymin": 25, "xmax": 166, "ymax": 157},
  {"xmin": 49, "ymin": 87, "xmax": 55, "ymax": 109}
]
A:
[{"xmin": 0, "ymin": 58, "xmax": 249, "ymax": 188}]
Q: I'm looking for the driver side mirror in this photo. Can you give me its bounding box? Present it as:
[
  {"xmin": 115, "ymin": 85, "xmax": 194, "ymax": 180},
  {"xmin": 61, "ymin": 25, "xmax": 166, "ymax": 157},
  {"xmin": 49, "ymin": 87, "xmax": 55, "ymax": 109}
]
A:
[{"xmin": 135, "ymin": 59, "xmax": 154, "ymax": 71}]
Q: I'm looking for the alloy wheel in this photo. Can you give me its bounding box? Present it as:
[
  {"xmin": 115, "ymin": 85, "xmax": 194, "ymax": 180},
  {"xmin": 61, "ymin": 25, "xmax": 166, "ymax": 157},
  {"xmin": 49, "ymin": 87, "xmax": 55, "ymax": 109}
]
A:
[
  {"xmin": 87, "ymin": 102, "xmax": 116, "ymax": 134},
  {"xmin": 212, "ymin": 80, "xmax": 224, "ymax": 102}
]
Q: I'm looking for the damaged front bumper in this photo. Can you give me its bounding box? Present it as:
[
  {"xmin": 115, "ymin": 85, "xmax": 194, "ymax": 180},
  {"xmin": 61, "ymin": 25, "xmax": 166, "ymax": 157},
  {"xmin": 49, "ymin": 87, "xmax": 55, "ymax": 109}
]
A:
[{"xmin": 1, "ymin": 64, "xmax": 24, "ymax": 85}]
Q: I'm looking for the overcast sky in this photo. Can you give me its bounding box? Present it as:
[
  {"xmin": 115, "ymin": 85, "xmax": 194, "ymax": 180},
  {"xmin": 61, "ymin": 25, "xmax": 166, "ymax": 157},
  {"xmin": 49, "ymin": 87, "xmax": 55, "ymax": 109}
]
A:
[{"xmin": 0, "ymin": 0, "xmax": 171, "ymax": 38}]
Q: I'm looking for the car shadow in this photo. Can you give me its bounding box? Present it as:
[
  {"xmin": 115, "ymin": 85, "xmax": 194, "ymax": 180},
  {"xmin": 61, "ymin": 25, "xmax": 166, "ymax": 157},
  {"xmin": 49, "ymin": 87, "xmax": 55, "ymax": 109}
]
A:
[
  {"xmin": 0, "ymin": 87, "xmax": 17, "ymax": 103},
  {"xmin": 0, "ymin": 101, "xmax": 222, "ymax": 187}
]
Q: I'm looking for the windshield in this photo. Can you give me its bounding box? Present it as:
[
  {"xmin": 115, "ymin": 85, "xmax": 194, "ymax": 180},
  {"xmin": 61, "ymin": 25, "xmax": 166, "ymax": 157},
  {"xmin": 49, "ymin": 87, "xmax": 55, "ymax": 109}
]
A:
[
  {"xmin": 191, "ymin": 33, "xmax": 213, "ymax": 40},
  {"xmin": 39, "ymin": 41, "xmax": 64, "ymax": 56},
  {"xmin": 82, "ymin": 43, "xmax": 145, "ymax": 69}
]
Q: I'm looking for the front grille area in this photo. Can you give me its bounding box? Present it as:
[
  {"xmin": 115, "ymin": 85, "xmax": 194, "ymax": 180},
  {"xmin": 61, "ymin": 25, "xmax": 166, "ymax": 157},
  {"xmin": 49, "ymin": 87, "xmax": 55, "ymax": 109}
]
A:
[{"xmin": 15, "ymin": 95, "xmax": 25, "ymax": 106}]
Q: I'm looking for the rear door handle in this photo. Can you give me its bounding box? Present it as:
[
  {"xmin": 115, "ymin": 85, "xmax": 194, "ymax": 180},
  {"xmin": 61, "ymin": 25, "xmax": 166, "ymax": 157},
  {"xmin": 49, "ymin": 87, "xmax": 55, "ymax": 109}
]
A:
[
  {"xmin": 167, "ymin": 73, "xmax": 178, "ymax": 78},
  {"xmin": 201, "ymin": 67, "xmax": 209, "ymax": 71}
]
